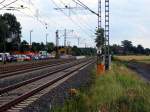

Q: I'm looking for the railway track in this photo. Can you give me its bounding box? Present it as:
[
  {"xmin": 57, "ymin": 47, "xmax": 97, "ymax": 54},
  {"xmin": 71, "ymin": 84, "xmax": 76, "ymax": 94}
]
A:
[
  {"xmin": 0, "ymin": 58, "xmax": 90, "ymax": 92},
  {"xmin": 0, "ymin": 58, "xmax": 95, "ymax": 112},
  {"xmin": 0, "ymin": 60, "xmax": 53, "ymax": 73},
  {"xmin": 0, "ymin": 59, "xmax": 74, "ymax": 74},
  {"xmin": 0, "ymin": 59, "xmax": 74, "ymax": 79}
]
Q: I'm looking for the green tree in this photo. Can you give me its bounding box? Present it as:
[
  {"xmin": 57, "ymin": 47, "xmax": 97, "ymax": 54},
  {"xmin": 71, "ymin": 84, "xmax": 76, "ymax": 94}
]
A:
[
  {"xmin": 31, "ymin": 42, "xmax": 55, "ymax": 52},
  {"xmin": 95, "ymin": 28, "xmax": 105, "ymax": 48},
  {"xmin": 40, "ymin": 42, "xmax": 45, "ymax": 51},
  {"xmin": 121, "ymin": 40, "xmax": 133, "ymax": 54},
  {"xmin": 0, "ymin": 16, "xmax": 8, "ymax": 52},
  {"xmin": 110, "ymin": 44, "xmax": 121, "ymax": 54},
  {"xmin": 20, "ymin": 40, "xmax": 29, "ymax": 52},
  {"xmin": 72, "ymin": 46, "xmax": 81, "ymax": 56},
  {"xmin": 31, "ymin": 42, "xmax": 41, "ymax": 52},
  {"xmin": 145, "ymin": 48, "xmax": 150, "ymax": 55},
  {"xmin": 47, "ymin": 42, "xmax": 55, "ymax": 53},
  {"xmin": 0, "ymin": 13, "xmax": 22, "ymax": 52},
  {"xmin": 137, "ymin": 45, "xmax": 144, "ymax": 54}
]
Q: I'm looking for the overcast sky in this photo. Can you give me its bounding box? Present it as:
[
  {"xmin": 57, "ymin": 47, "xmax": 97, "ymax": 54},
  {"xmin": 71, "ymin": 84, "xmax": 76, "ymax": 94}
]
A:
[{"xmin": 0, "ymin": 0, "xmax": 150, "ymax": 48}]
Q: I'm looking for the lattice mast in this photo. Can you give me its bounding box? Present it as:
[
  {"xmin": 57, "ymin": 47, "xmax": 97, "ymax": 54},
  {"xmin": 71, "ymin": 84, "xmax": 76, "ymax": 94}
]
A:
[
  {"xmin": 98, "ymin": 0, "xmax": 101, "ymax": 29},
  {"xmin": 105, "ymin": 0, "xmax": 110, "ymax": 70},
  {"xmin": 96, "ymin": 0, "xmax": 106, "ymax": 73}
]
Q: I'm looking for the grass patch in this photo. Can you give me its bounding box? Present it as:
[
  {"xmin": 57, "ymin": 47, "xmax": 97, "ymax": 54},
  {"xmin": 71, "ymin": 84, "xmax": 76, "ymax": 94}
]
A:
[
  {"xmin": 114, "ymin": 55, "xmax": 150, "ymax": 65},
  {"xmin": 114, "ymin": 55, "xmax": 150, "ymax": 63},
  {"xmin": 52, "ymin": 62, "xmax": 150, "ymax": 112}
]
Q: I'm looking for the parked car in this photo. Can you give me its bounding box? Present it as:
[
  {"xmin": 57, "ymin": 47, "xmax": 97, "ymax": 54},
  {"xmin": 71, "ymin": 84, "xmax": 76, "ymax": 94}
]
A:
[
  {"xmin": 23, "ymin": 55, "xmax": 31, "ymax": 61},
  {"xmin": 15, "ymin": 55, "xmax": 25, "ymax": 62},
  {"xmin": 6, "ymin": 55, "xmax": 17, "ymax": 62},
  {"xmin": 32, "ymin": 55, "xmax": 40, "ymax": 60},
  {"xmin": 39, "ymin": 55, "xmax": 48, "ymax": 60}
]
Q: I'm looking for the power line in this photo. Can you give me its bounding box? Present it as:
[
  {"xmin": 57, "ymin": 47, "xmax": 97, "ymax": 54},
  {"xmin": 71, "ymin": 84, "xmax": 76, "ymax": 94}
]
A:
[
  {"xmin": 19, "ymin": 0, "xmax": 65, "ymax": 39},
  {"xmin": 72, "ymin": 0, "xmax": 101, "ymax": 29},
  {"xmin": 0, "ymin": 0, "xmax": 6, "ymax": 5},
  {"xmin": 52, "ymin": 0, "xmax": 94, "ymax": 36},
  {"xmin": 72, "ymin": 0, "xmax": 98, "ymax": 16},
  {"xmin": 0, "ymin": 0, "xmax": 19, "ymax": 10},
  {"xmin": 58, "ymin": 0, "xmax": 95, "ymax": 33},
  {"xmin": 3, "ymin": 0, "xmax": 48, "ymax": 35},
  {"xmin": 51, "ymin": 0, "xmax": 93, "ymax": 39},
  {"xmin": 18, "ymin": 0, "xmax": 49, "ymax": 30},
  {"xmin": 57, "ymin": 0, "xmax": 97, "ymax": 47}
]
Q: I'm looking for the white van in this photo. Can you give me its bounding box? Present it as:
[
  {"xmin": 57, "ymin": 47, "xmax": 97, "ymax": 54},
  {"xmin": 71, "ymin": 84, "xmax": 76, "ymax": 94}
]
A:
[{"xmin": 0, "ymin": 53, "xmax": 10, "ymax": 62}]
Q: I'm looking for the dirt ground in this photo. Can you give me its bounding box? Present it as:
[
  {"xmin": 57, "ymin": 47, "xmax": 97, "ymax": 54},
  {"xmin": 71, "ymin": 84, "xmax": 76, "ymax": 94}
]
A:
[{"xmin": 128, "ymin": 62, "xmax": 150, "ymax": 81}]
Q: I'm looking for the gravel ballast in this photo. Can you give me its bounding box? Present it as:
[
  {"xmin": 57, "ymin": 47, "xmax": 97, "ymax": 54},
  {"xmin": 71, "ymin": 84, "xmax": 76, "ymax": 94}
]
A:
[{"xmin": 21, "ymin": 63, "xmax": 95, "ymax": 112}]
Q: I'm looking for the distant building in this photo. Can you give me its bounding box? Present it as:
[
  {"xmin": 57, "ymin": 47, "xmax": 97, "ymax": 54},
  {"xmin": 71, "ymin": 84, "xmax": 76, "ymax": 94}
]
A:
[{"xmin": 58, "ymin": 46, "xmax": 72, "ymax": 55}]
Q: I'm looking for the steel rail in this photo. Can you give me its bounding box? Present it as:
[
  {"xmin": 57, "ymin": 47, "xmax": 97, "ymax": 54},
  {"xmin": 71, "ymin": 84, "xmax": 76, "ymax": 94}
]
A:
[
  {"xmin": 0, "ymin": 59, "xmax": 94, "ymax": 111},
  {"xmin": 0, "ymin": 59, "xmax": 74, "ymax": 79},
  {"xmin": 0, "ymin": 58, "xmax": 89, "ymax": 94},
  {"xmin": 0, "ymin": 59, "xmax": 74, "ymax": 74}
]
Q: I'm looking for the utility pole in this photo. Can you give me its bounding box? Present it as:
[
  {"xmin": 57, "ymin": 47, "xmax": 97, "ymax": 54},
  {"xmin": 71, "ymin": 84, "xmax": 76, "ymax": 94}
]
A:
[
  {"xmin": 64, "ymin": 29, "xmax": 67, "ymax": 47},
  {"xmin": 54, "ymin": 29, "xmax": 73, "ymax": 56},
  {"xmin": 63, "ymin": 29, "xmax": 74, "ymax": 55},
  {"xmin": 78, "ymin": 37, "xmax": 80, "ymax": 46},
  {"xmin": 46, "ymin": 33, "xmax": 48, "ymax": 57},
  {"xmin": 55, "ymin": 30, "xmax": 59, "ymax": 59},
  {"xmin": 85, "ymin": 43, "xmax": 87, "ymax": 48},
  {"xmin": 29, "ymin": 30, "xmax": 33, "ymax": 46},
  {"xmin": 29, "ymin": 30, "xmax": 33, "ymax": 51},
  {"xmin": 63, "ymin": 29, "xmax": 73, "ymax": 47},
  {"xmin": 46, "ymin": 33, "xmax": 48, "ymax": 46}
]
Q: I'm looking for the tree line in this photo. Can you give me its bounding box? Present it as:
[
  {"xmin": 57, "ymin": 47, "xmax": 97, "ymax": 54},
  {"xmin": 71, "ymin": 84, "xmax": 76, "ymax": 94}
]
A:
[
  {"xmin": 19, "ymin": 39, "xmax": 150, "ymax": 56},
  {"xmin": 19, "ymin": 40, "xmax": 96, "ymax": 56},
  {"xmin": 110, "ymin": 40, "xmax": 150, "ymax": 55},
  {"xmin": 19, "ymin": 40, "xmax": 55, "ymax": 53}
]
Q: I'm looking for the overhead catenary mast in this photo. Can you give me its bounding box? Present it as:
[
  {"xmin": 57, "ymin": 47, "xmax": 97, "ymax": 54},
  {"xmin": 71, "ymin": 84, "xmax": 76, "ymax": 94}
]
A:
[
  {"xmin": 96, "ymin": 0, "xmax": 105, "ymax": 74},
  {"xmin": 98, "ymin": 0, "xmax": 101, "ymax": 28},
  {"xmin": 53, "ymin": 0, "xmax": 111, "ymax": 71},
  {"xmin": 105, "ymin": 0, "xmax": 110, "ymax": 70},
  {"xmin": 97, "ymin": 0, "xmax": 110, "ymax": 71}
]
